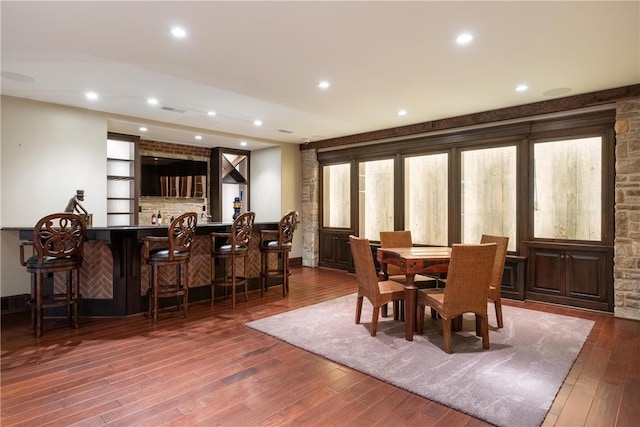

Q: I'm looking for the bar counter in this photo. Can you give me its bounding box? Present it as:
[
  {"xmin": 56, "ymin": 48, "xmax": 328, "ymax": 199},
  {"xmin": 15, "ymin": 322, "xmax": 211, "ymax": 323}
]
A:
[{"xmin": 17, "ymin": 222, "xmax": 278, "ymax": 316}]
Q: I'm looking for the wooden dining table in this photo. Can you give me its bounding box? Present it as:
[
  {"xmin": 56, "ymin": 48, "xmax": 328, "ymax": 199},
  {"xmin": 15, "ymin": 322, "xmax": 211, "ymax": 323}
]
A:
[{"xmin": 376, "ymin": 246, "xmax": 452, "ymax": 341}]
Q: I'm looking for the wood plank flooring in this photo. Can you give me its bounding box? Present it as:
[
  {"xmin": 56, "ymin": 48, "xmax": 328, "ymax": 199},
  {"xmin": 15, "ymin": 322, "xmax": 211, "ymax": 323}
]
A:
[{"xmin": 2, "ymin": 266, "xmax": 639, "ymax": 426}]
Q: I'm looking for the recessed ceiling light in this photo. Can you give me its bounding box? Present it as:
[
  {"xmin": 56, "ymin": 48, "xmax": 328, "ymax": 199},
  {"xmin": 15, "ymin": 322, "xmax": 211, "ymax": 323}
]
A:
[
  {"xmin": 456, "ymin": 33, "xmax": 473, "ymax": 45},
  {"xmin": 240, "ymin": 141, "xmax": 247, "ymax": 147},
  {"xmin": 139, "ymin": 127, "xmax": 147, "ymax": 132},
  {"xmin": 207, "ymin": 111, "xmax": 216, "ymax": 116},
  {"xmin": 147, "ymin": 98, "xmax": 158, "ymax": 105},
  {"xmin": 398, "ymin": 109, "xmax": 407, "ymax": 116},
  {"xmin": 85, "ymin": 91, "xmax": 98, "ymax": 100},
  {"xmin": 516, "ymin": 84, "xmax": 529, "ymax": 92},
  {"xmin": 171, "ymin": 27, "xmax": 186, "ymax": 38},
  {"xmin": 254, "ymin": 120, "xmax": 263, "ymax": 126},
  {"xmin": 318, "ymin": 81, "xmax": 330, "ymax": 90},
  {"xmin": 195, "ymin": 135, "xmax": 202, "ymax": 140}
]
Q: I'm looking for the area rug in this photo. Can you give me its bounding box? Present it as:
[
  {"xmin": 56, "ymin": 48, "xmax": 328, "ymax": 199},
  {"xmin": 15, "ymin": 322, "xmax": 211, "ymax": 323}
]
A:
[{"xmin": 246, "ymin": 294, "xmax": 594, "ymax": 427}]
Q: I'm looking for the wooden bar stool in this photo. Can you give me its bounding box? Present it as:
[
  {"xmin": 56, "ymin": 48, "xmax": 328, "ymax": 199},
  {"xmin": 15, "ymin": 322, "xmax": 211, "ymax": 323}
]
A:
[
  {"xmin": 210, "ymin": 212, "xmax": 255, "ymax": 308},
  {"xmin": 142, "ymin": 212, "xmax": 198, "ymax": 322},
  {"xmin": 260, "ymin": 211, "xmax": 297, "ymax": 297},
  {"xmin": 19, "ymin": 213, "xmax": 87, "ymax": 338}
]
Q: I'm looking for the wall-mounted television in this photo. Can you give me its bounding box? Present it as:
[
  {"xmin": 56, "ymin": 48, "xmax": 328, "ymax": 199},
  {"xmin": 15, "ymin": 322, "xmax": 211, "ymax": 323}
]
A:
[{"xmin": 141, "ymin": 156, "xmax": 207, "ymax": 197}]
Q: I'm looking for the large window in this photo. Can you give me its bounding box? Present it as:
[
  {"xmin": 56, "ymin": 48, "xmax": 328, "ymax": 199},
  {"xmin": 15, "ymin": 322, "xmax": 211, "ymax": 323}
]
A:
[
  {"xmin": 404, "ymin": 153, "xmax": 448, "ymax": 246},
  {"xmin": 461, "ymin": 146, "xmax": 517, "ymax": 251},
  {"xmin": 358, "ymin": 159, "xmax": 394, "ymax": 240},
  {"xmin": 322, "ymin": 163, "xmax": 351, "ymax": 228},
  {"xmin": 533, "ymin": 137, "xmax": 602, "ymax": 240}
]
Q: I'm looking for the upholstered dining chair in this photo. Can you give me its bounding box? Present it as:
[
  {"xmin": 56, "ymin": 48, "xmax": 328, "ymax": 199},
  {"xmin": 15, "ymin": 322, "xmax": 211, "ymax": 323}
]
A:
[
  {"xmin": 480, "ymin": 234, "xmax": 509, "ymax": 328},
  {"xmin": 142, "ymin": 212, "xmax": 198, "ymax": 322},
  {"xmin": 349, "ymin": 235, "xmax": 406, "ymax": 337},
  {"xmin": 260, "ymin": 210, "xmax": 297, "ymax": 297},
  {"xmin": 210, "ymin": 211, "xmax": 256, "ymax": 308},
  {"xmin": 416, "ymin": 243, "xmax": 497, "ymax": 353},
  {"xmin": 20, "ymin": 213, "xmax": 87, "ymax": 337}
]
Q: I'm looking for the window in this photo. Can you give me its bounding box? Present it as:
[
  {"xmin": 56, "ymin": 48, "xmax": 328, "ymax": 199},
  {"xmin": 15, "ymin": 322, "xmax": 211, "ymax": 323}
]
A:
[
  {"xmin": 461, "ymin": 146, "xmax": 517, "ymax": 251},
  {"xmin": 533, "ymin": 137, "xmax": 602, "ymax": 241},
  {"xmin": 358, "ymin": 159, "xmax": 394, "ymax": 240},
  {"xmin": 322, "ymin": 163, "xmax": 351, "ymax": 228},
  {"xmin": 404, "ymin": 153, "xmax": 448, "ymax": 246}
]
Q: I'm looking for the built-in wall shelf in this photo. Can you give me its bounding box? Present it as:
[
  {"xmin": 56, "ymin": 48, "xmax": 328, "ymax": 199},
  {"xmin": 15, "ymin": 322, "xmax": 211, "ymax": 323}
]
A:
[{"xmin": 107, "ymin": 135, "xmax": 138, "ymax": 227}]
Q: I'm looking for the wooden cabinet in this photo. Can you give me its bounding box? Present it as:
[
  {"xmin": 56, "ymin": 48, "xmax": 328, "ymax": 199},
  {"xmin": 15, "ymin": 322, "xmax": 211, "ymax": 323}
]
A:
[
  {"xmin": 319, "ymin": 230, "xmax": 351, "ymax": 270},
  {"xmin": 524, "ymin": 241, "xmax": 613, "ymax": 311}
]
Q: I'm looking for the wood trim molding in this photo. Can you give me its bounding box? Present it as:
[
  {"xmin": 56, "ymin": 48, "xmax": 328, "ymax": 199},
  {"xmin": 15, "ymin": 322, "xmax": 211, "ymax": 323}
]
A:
[{"xmin": 302, "ymin": 85, "xmax": 640, "ymax": 151}]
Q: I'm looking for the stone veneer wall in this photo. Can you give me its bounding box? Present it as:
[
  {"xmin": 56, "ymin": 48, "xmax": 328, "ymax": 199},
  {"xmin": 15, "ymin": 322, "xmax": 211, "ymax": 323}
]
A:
[
  {"xmin": 301, "ymin": 149, "xmax": 319, "ymax": 267},
  {"xmin": 138, "ymin": 139, "xmax": 211, "ymax": 225},
  {"xmin": 614, "ymin": 97, "xmax": 640, "ymax": 320}
]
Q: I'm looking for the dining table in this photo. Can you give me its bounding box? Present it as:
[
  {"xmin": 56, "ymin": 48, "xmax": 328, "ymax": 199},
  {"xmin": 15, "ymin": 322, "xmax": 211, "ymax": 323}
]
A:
[{"xmin": 376, "ymin": 246, "xmax": 452, "ymax": 341}]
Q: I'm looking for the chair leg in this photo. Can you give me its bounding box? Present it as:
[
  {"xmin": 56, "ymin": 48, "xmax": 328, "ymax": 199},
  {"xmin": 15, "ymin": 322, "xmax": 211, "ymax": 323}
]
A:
[
  {"xmin": 442, "ymin": 317, "xmax": 453, "ymax": 353},
  {"xmin": 282, "ymin": 253, "xmax": 289, "ymax": 296},
  {"xmin": 494, "ymin": 299, "xmax": 503, "ymax": 328},
  {"xmin": 210, "ymin": 256, "xmax": 216, "ymax": 306},
  {"xmin": 355, "ymin": 296, "xmax": 364, "ymax": 324},
  {"xmin": 417, "ymin": 304, "xmax": 426, "ymax": 334},
  {"xmin": 183, "ymin": 263, "xmax": 189, "ymax": 318},
  {"xmin": 242, "ymin": 257, "xmax": 248, "ymax": 303},
  {"xmin": 152, "ymin": 265, "xmax": 159, "ymax": 323},
  {"xmin": 371, "ymin": 306, "xmax": 380, "ymax": 337},
  {"xmin": 231, "ymin": 258, "xmax": 236, "ymax": 309},
  {"xmin": 453, "ymin": 315, "xmax": 463, "ymax": 331},
  {"xmin": 35, "ymin": 274, "xmax": 43, "ymax": 338},
  {"xmin": 260, "ymin": 251, "xmax": 267, "ymax": 297},
  {"xmin": 480, "ymin": 314, "xmax": 490, "ymax": 349},
  {"xmin": 72, "ymin": 269, "xmax": 80, "ymax": 329}
]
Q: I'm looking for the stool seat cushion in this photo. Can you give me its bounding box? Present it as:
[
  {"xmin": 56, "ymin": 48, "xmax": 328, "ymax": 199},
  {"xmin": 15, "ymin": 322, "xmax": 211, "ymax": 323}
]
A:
[
  {"xmin": 215, "ymin": 244, "xmax": 249, "ymax": 252},
  {"xmin": 263, "ymin": 241, "xmax": 292, "ymax": 249},
  {"xmin": 149, "ymin": 249, "xmax": 191, "ymax": 260},
  {"xmin": 25, "ymin": 255, "xmax": 82, "ymax": 270}
]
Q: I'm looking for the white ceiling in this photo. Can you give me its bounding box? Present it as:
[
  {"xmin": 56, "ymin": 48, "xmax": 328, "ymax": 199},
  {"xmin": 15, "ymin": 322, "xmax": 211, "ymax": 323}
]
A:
[{"xmin": 2, "ymin": 1, "xmax": 639, "ymax": 151}]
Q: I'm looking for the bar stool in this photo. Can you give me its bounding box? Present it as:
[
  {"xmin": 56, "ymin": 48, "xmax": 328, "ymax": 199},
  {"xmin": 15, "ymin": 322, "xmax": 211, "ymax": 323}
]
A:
[
  {"xmin": 19, "ymin": 213, "xmax": 87, "ymax": 338},
  {"xmin": 142, "ymin": 212, "xmax": 198, "ymax": 322},
  {"xmin": 210, "ymin": 212, "xmax": 256, "ymax": 308},
  {"xmin": 260, "ymin": 210, "xmax": 297, "ymax": 297}
]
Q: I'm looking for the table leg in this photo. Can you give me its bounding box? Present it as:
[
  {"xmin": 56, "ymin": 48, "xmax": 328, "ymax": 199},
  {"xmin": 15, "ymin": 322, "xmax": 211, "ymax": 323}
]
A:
[
  {"xmin": 404, "ymin": 274, "xmax": 417, "ymax": 341},
  {"xmin": 379, "ymin": 261, "xmax": 389, "ymax": 318}
]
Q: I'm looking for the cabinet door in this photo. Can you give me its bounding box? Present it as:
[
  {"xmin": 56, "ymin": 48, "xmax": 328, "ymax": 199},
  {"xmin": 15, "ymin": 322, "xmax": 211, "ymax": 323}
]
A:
[
  {"xmin": 320, "ymin": 233, "xmax": 339, "ymax": 264},
  {"xmin": 319, "ymin": 231, "xmax": 351, "ymax": 270},
  {"xmin": 566, "ymin": 250, "xmax": 609, "ymax": 306},
  {"xmin": 528, "ymin": 249, "xmax": 565, "ymax": 296}
]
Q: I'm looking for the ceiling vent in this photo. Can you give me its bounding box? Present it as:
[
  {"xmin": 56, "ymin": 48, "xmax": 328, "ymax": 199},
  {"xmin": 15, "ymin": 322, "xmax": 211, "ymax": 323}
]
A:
[
  {"xmin": 160, "ymin": 106, "xmax": 187, "ymax": 113},
  {"xmin": 278, "ymin": 129, "xmax": 294, "ymax": 134}
]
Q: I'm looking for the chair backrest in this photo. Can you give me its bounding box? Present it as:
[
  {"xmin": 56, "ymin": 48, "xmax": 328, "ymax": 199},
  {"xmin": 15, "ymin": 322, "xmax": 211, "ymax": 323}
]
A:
[
  {"xmin": 168, "ymin": 212, "xmax": 198, "ymax": 253},
  {"xmin": 379, "ymin": 230, "xmax": 412, "ymax": 276},
  {"xmin": 32, "ymin": 213, "xmax": 87, "ymax": 265},
  {"xmin": 442, "ymin": 243, "xmax": 497, "ymax": 317},
  {"xmin": 278, "ymin": 210, "xmax": 298, "ymax": 246},
  {"xmin": 480, "ymin": 234, "xmax": 509, "ymax": 293},
  {"xmin": 349, "ymin": 235, "xmax": 380, "ymax": 302},
  {"xmin": 231, "ymin": 211, "xmax": 256, "ymax": 247}
]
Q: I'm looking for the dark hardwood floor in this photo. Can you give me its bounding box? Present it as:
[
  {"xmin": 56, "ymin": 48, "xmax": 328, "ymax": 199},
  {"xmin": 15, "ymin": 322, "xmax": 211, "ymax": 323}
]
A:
[{"xmin": 1, "ymin": 266, "xmax": 638, "ymax": 426}]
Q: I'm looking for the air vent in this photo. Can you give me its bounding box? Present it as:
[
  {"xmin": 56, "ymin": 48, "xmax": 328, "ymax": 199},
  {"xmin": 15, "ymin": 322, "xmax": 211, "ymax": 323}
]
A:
[
  {"xmin": 278, "ymin": 129, "xmax": 294, "ymax": 134},
  {"xmin": 161, "ymin": 106, "xmax": 187, "ymax": 113}
]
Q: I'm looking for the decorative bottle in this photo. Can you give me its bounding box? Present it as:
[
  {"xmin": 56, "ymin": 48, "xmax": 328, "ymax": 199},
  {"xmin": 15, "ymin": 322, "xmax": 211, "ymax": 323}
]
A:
[
  {"xmin": 232, "ymin": 197, "xmax": 241, "ymax": 220},
  {"xmin": 157, "ymin": 210, "xmax": 162, "ymax": 225},
  {"xmin": 151, "ymin": 211, "xmax": 157, "ymax": 225}
]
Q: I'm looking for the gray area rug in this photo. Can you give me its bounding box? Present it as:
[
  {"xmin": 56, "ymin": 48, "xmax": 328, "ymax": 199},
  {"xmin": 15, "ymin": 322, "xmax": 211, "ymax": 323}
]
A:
[{"xmin": 246, "ymin": 294, "xmax": 594, "ymax": 427}]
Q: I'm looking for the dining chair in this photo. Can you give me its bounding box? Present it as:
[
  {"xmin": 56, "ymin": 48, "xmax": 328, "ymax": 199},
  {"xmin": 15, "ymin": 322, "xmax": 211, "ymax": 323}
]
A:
[
  {"xmin": 260, "ymin": 210, "xmax": 297, "ymax": 297},
  {"xmin": 20, "ymin": 213, "xmax": 87, "ymax": 337},
  {"xmin": 416, "ymin": 243, "xmax": 497, "ymax": 353},
  {"xmin": 480, "ymin": 234, "xmax": 509, "ymax": 328},
  {"xmin": 142, "ymin": 212, "xmax": 198, "ymax": 322},
  {"xmin": 210, "ymin": 212, "xmax": 256, "ymax": 308},
  {"xmin": 349, "ymin": 235, "xmax": 406, "ymax": 337}
]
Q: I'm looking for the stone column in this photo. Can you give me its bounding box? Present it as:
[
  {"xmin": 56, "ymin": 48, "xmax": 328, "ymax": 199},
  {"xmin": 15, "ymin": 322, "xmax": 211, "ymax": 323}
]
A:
[
  {"xmin": 614, "ymin": 97, "xmax": 640, "ymax": 320},
  {"xmin": 301, "ymin": 149, "xmax": 319, "ymax": 267}
]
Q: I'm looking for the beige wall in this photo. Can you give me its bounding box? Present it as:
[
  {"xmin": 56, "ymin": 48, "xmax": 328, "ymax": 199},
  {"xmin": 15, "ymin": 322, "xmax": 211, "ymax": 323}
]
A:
[{"xmin": 0, "ymin": 96, "xmax": 298, "ymax": 297}]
